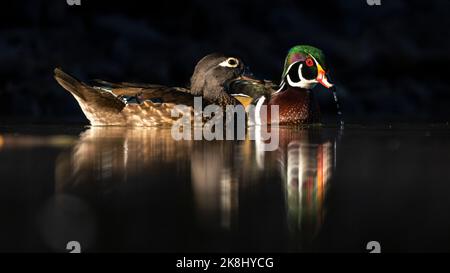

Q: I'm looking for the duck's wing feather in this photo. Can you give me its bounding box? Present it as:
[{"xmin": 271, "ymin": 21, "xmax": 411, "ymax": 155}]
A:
[
  {"xmin": 91, "ymin": 79, "xmax": 195, "ymax": 105},
  {"xmin": 92, "ymin": 79, "xmax": 166, "ymax": 96},
  {"xmin": 230, "ymin": 79, "xmax": 278, "ymax": 99},
  {"xmin": 228, "ymin": 78, "xmax": 278, "ymax": 107},
  {"xmin": 93, "ymin": 79, "xmax": 167, "ymax": 90}
]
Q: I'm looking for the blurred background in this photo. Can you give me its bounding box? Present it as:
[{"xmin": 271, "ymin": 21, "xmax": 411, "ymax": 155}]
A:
[{"xmin": 0, "ymin": 0, "xmax": 448, "ymax": 123}]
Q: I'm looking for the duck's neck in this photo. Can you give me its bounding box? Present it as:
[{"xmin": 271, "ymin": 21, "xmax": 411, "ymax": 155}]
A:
[
  {"xmin": 280, "ymin": 86, "xmax": 313, "ymax": 103},
  {"xmin": 196, "ymin": 83, "xmax": 237, "ymax": 107},
  {"xmin": 269, "ymin": 85, "xmax": 319, "ymax": 124},
  {"xmin": 278, "ymin": 82, "xmax": 310, "ymax": 93}
]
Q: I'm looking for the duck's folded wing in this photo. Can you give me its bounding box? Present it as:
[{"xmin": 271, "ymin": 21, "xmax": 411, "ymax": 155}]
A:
[
  {"xmin": 93, "ymin": 79, "xmax": 167, "ymax": 90},
  {"xmin": 228, "ymin": 78, "xmax": 278, "ymax": 106},
  {"xmin": 139, "ymin": 86, "xmax": 198, "ymax": 106},
  {"xmin": 92, "ymin": 79, "xmax": 195, "ymax": 106},
  {"xmin": 92, "ymin": 79, "xmax": 165, "ymax": 96}
]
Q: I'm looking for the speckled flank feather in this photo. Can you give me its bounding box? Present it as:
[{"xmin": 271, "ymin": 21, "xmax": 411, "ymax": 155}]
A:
[{"xmin": 77, "ymin": 100, "xmax": 191, "ymax": 126}]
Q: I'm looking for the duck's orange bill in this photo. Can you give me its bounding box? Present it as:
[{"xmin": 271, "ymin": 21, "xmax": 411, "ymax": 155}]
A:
[{"xmin": 316, "ymin": 63, "xmax": 333, "ymax": 89}]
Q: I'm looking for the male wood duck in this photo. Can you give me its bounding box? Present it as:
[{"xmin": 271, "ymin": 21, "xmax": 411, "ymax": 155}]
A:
[
  {"xmin": 230, "ymin": 45, "xmax": 334, "ymax": 125},
  {"xmin": 54, "ymin": 54, "xmax": 249, "ymax": 126}
]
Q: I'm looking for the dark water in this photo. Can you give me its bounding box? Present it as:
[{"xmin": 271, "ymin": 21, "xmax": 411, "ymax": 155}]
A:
[{"xmin": 1, "ymin": 124, "xmax": 450, "ymax": 253}]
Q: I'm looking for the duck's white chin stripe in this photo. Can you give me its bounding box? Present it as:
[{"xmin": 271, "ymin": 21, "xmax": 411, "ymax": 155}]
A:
[{"xmin": 286, "ymin": 63, "xmax": 317, "ymax": 89}]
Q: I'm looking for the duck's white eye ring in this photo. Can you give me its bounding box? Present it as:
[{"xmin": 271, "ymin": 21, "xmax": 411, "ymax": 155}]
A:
[{"xmin": 219, "ymin": 57, "xmax": 239, "ymax": 68}]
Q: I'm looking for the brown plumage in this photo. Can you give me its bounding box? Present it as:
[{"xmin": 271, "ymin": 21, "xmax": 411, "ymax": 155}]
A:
[
  {"xmin": 54, "ymin": 68, "xmax": 196, "ymax": 126},
  {"xmin": 54, "ymin": 53, "xmax": 247, "ymax": 126},
  {"xmin": 267, "ymin": 87, "xmax": 320, "ymax": 125}
]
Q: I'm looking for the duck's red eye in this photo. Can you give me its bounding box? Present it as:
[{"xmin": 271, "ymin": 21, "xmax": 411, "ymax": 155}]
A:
[{"xmin": 306, "ymin": 58, "xmax": 314, "ymax": 67}]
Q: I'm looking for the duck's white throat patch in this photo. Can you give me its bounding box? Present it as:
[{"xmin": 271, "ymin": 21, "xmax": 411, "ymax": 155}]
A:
[{"xmin": 286, "ymin": 63, "xmax": 317, "ymax": 89}]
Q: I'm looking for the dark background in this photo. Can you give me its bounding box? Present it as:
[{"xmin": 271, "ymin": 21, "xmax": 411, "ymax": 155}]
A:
[{"xmin": 0, "ymin": 0, "xmax": 449, "ymax": 123}]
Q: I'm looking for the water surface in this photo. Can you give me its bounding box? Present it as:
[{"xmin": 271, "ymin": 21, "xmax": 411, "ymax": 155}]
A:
[{"xmin": 1, "ymin": 124, "xmax": 450, "ymax": 252}]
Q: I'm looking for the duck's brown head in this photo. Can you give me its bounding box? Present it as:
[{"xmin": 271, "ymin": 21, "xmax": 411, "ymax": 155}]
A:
[{"xmin": 190, "ymin": 53, "xmax": 251, "ymax": 104}]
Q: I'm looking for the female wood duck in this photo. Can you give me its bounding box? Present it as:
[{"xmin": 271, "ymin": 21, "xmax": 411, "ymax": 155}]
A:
[
  {"xmin": 231, "ymin": 45, "xmax": 334, "ymax": 125},
  {"xmin": 54, "ymin": 54, "xmax": 249, "ymax": 126}
]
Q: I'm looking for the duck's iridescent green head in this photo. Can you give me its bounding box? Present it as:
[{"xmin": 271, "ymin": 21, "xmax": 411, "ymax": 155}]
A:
[{"xmin": 281, "ymin": 45, "xmax": 333, "ymax": 89}]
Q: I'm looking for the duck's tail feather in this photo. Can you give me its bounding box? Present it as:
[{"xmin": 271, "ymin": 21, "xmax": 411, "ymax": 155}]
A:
[
  {"xmin": 54, "ymin": 68, "xmax": 88, "ymax": 101},
  {"xmin": 54, "ymin": 68, "xmax": 126, "ymax": 125}
]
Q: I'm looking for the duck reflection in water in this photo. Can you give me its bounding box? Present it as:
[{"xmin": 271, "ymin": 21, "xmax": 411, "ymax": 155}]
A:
[
  {"xmin": 245, "ymin": 127, "xmax": 336, "ymax": 249},
  {"xmin": 276, "ymin": 129, "xmax": 334, "ymax": 247},
  {"xmin": 55, "ymin": 126, "xmax": 338, "ymax": 250},
  {"xmin": 55, "ymin": 127, "xmax": 241, "ymax": 230},
  {"xmin": 55, "ymin": 127, "xmax": 193, "ymax": 194}
]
